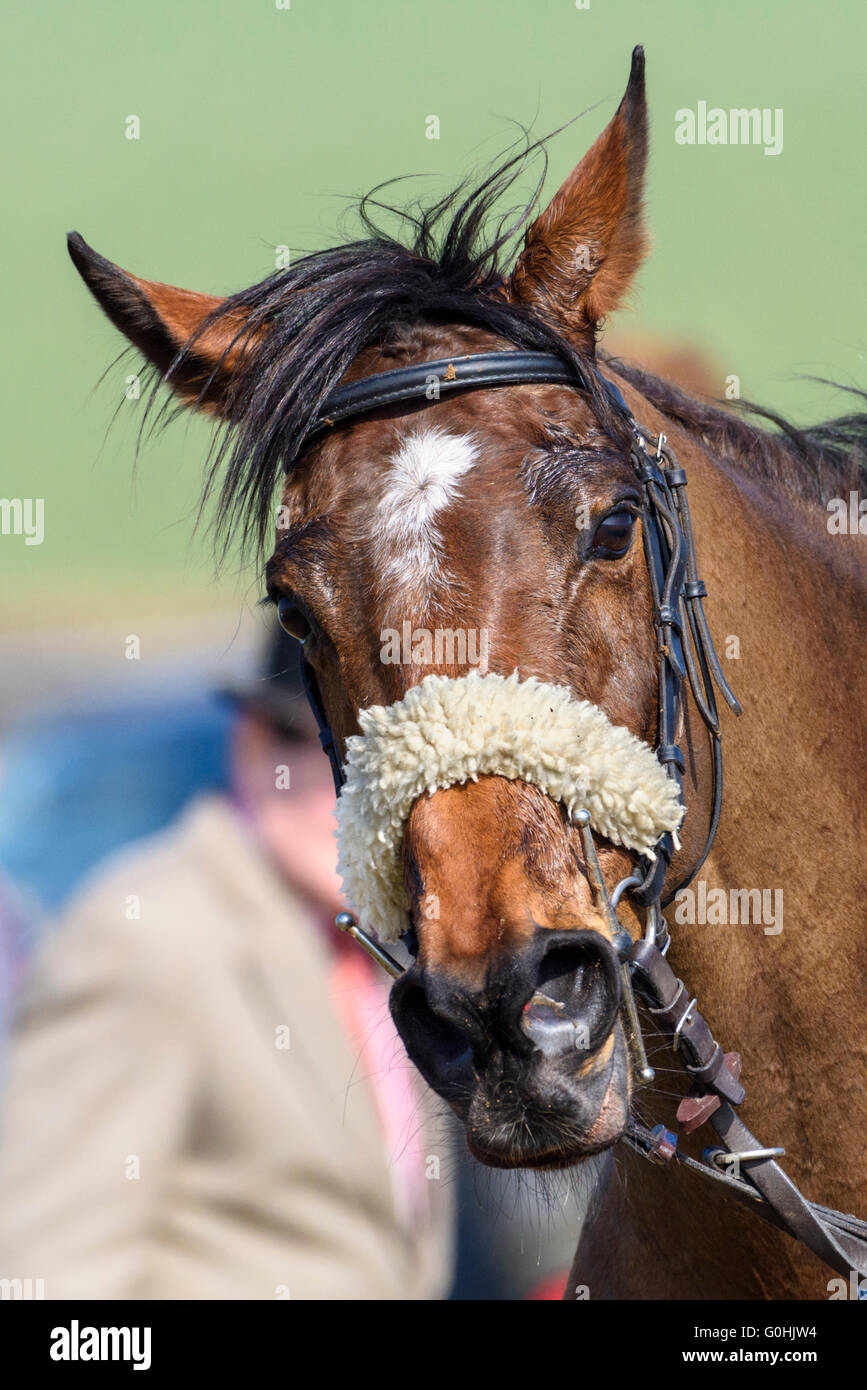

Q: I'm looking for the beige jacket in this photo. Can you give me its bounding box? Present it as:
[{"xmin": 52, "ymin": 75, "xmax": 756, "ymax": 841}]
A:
[{"xmin": 0, "ymin": 796, "xmax": 454, "ymax": 1299}]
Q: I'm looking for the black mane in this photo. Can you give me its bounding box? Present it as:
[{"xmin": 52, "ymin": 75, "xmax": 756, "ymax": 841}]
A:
[{"xmin": 606, "ymin": 357, "xmax": 867, "ymax": 509}]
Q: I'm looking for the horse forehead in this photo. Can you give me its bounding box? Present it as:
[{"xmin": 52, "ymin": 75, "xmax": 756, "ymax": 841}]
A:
[
  {"xmin": 378, "ymin": 426, "xmax": 479, "ymax": 528},
  {"xmin": 359, "ymin": 426, "xmax": 487, "ymax": 607},
  {"xmin": 295, "ymin": 376, "xmax": 606, "ymax": 516}
]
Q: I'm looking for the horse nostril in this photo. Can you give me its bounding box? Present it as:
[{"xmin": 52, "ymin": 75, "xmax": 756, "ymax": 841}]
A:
[
  {"xmin": 389, "ymin": 970, "xmax": 482, "ymax": 1102},
  {"xmin": 521, "ymin": 931, "xmax": 621, "ymax": 1060}
]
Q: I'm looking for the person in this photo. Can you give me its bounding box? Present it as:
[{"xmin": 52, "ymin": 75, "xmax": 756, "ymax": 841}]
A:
[{"xmin": 0, "ymin": 622, "xmax": 454, "ymax": 1299}]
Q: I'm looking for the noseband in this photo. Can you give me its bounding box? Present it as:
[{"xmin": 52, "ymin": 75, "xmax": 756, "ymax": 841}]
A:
[{"xmin": 294, "ymin": 348, "xmax": 867, "ymax": 1283}]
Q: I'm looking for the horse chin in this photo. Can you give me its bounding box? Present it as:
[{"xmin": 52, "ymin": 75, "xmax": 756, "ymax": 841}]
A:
[{"xmin": 461, "ymin": 1025, "xmax": 632, "ymax": 1171}]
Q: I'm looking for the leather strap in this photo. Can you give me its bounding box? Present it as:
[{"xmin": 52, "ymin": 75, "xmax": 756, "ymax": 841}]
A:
[
  {"xmin": 307, "ymin": 352, "xmax": 592, "ymax": 439},
  {"xmin": 711, "ymin": 1105, "xmax": 867, "ymax": 1279},
  {"xmin": 631, "ymin": 938, "xmax": 745, "ymax": 1107},
  {"xmin": 630, "ymin": 934, "xmax": 867, "ymax": 1279},
  {"xmin": 300, "ymin": 659, "xmax": 345, "ymax": 796}
]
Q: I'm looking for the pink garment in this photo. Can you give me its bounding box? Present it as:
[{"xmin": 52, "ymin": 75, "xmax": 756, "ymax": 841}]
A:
[{"xmin": 329, "ymin": 932, "xmax": 431, "ymax": 1231}]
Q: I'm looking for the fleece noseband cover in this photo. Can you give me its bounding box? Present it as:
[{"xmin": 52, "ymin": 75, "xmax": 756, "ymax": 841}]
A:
[{"xmin": 335, "ymin": 671, "xmax": 684, "ymax": 942}]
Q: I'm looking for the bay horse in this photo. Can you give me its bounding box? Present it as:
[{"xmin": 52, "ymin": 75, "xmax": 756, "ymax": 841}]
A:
[{"xmin": 68, "ymin": 48, "xmax": 866, "ymax": 1299}]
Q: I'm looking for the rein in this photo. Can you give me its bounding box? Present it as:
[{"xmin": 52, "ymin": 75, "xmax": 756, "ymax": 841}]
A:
[{"xmin": 295, "ymin": 348, "xmax": 867, "ymax": 1282}]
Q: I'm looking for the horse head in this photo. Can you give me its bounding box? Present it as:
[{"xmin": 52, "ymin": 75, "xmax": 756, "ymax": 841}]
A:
[{"xmin": 69, "ymin": 48, "xmax": 715, "ymax": 1170}]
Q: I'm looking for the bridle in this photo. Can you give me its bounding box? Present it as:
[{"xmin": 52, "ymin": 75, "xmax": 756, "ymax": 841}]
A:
[
  {"xmin": 302, "ymin": 351, "xmax": 730, "ymax": 903},
  {"xmin": 291, "ymin": 348, "xmax": 867, "ymax": 1284}
]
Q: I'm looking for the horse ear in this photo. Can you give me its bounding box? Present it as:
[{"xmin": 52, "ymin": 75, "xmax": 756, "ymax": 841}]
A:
[
  {"xmin": 508, "ymin": 46, "xmax": 649, "ymax": 351},
  {"xmin": 67, "ymin": 232, "xmax": 253, "ymax": 415}
]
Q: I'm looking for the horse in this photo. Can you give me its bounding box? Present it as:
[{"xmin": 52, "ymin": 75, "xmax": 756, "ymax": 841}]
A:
[{"xmin": 68, "ymin": 47, "xmax": 866, "ymax": 1300}]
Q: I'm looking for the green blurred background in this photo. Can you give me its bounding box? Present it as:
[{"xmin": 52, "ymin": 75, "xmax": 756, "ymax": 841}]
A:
[{"xmin": 2, "ymin": 0, "xmax": 864, "ymax": 629}]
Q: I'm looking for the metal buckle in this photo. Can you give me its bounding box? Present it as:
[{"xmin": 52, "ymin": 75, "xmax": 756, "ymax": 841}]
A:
[{"xmin": 672, "ymin": 994, "xmax": 697, "ymax": 1051}]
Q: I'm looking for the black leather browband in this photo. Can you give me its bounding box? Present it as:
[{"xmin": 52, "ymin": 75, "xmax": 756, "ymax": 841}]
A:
[{"xmin": 306, "ymin": 351, "xmax": 599, "ymax": 443}]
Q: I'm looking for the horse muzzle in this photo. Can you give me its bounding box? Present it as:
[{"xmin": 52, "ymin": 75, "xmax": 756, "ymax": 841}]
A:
[{"xmin": 389, "ymin": 927, "xmax": 629, "ymax": 1167}]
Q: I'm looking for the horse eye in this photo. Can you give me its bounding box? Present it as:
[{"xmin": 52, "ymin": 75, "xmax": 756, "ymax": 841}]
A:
[
  {"xmin": 591, "ymin": 509, "xmax": 636, "ymax": 557},
  {"xmin": 276, "ymin": 596, "xmax": 311, "ymax": 641}
]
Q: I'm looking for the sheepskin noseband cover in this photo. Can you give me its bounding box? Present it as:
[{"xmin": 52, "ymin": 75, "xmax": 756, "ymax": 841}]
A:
[{"xmin": 335, "ymin": 671, "xmax": 683, "ymax": 942}]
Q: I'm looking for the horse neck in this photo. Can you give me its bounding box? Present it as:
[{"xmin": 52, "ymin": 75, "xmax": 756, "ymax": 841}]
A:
[
  {"xmin": 644, "ymin": 390, "xmax": 866, "ymax": 1213},
  {"xmin": 574, "ymin": 389, "xmax": 867, "ymax": 1297}
]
